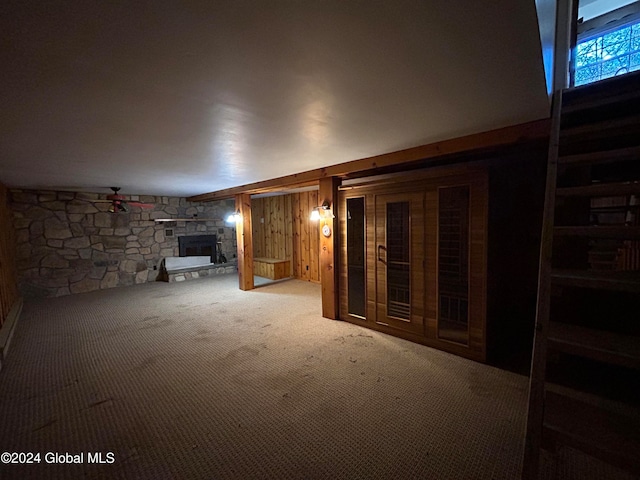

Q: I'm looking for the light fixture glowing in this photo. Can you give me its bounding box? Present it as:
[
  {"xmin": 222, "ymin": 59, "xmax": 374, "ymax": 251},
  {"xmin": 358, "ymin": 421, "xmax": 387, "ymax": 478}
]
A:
[
  {"xmin": 310, "ymin": 208, "xmax": 321, "ymax": 221},
  {"xmin": 310, "ymin": 201, "xmax": 333, "ymax": 221},
  {"xmin": 226, "ymin": 210, "xmax": 241, "ymax": 223}
]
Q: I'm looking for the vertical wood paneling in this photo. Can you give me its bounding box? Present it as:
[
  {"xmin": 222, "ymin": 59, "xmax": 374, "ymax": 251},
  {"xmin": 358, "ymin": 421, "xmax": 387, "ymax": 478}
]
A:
[
  {"xmin": 366, "ymin": 194, "xmax": 377, "ymax": 321},
  {"xmin": 267, "ymin": 196, "xmax": 275, "ymax": 258},
  {"xmin": 251, "ymin": 198, "xmax": 265, "ymax": 258},
  {"xmin": 276, "ymin": 195, "xmax": 286, "ymax": 259},
  {"xmin": 236, "ymin": 193, "xmax": 254, "ymax": 290},
  {"xmin": 309, "ymin": 190, "xmax": 319, "ymax": 282},
  {"xmin": 290, "ymin": 191, "xmax": 320, "ymax": 283},
  {"xmin": 374, "ymin": 195, "xmax": 386, "ymax": 321},
  {"xmin": 260, "ymin": 198, "xmax": 268, "ymax": 258},
  {"xmin": 425, "ymin": 188, "xmax": 438, "ymax": 338},
  {"xmin": 469, "ymin": 173, "xmax": 488, "ymax": 360},
  {"xmin": 285, "ymin": 195, "xmax": 293, "ymax": 276},
  {"xmin": 300, "ymin": 192, "xmax": 310, "ymax": 281},
  {"xmin": 0, "ymin": 184, "xmax": 19, "ymax": 328},
  {"xmin": 338, "ymin": 196, "xmax": 349, "ymax": 317},
  {"xmin": 252, "ymin": 195, "xmax": 290, "ymax": 264},
  {"xmin": 309, "ymin": 192, "xmax": 320, "ymax": 283},
  {"xmin": 268, "ymin": 197, "xmax": 276, "ymax": 259},
  {"xmin": 411, "ymin": 193, "xmax": 426, "ymax": 326},
  {"xmin": 250, "ymin": 192, "xmax": 320, "ymax": 283},
  {"xmin": 293, "ymin": 194, "xmax": 302, "ymax": 278}
]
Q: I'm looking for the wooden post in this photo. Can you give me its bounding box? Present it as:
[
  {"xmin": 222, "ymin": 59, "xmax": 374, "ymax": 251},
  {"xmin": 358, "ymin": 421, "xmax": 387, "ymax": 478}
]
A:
[
  {"xmin": 318, "ymin": 177, "xmax": 341, "ymax": 319},
  {"xmin": 235, "ymin": 193, "xmax": 254, "ymax": 291}
]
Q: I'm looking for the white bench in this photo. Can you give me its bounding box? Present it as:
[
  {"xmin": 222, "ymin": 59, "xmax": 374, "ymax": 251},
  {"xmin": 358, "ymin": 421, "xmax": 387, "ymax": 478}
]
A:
[
  {"xmin": 164, "ymin": 256, "xmax": 213, "ymax": 272},
  {"xmin": 162, "ymin": 256, "xmax": 236, "ymax": 282}
]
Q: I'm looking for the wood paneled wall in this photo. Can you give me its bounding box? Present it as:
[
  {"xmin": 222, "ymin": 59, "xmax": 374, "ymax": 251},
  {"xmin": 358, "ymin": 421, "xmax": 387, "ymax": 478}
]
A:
[
  {"xmin": 252, "ymin": 195, "xmax": 292, "ymax": 263},
  {"xmin": 0, "ymin": 184, "xmax": 19, "ymax": 328},
  {"xmin": 292, "ymin": 192, "xmax": 320, "ymax": 283},
  {"xmin": 251, "ymin": 192, "xmax": 319, "ymax": 283}
]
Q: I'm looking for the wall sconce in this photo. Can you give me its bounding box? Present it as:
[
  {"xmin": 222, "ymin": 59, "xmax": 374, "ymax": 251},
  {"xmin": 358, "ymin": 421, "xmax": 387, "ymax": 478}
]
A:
[
  {"xmin": 226, "ymin": 210, "xmax": 241, "ymax": 223},
  {"xmin": 310, "ymin": 201, "xmax": 334, "ymax": 221}
]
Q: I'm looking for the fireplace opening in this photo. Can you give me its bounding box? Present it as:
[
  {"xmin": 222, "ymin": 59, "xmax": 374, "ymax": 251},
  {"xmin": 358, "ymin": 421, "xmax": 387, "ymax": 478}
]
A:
[{"xmin": 178, "ymin": 235, "xmax": 217, "ymax": 263}]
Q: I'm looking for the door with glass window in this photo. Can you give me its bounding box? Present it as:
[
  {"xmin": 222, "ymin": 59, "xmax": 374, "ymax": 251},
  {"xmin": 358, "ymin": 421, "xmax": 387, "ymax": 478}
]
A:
[
  {"xmin": 374, "ymin": 193, "xmax": 425, "ymax": 335},
  {"xmin": 436, "ymin": 185, "xmax": 470, "ymax": 346},
  {"xmin": 338, "ymin": 169, "xmax": 487, "ymax": 362}
]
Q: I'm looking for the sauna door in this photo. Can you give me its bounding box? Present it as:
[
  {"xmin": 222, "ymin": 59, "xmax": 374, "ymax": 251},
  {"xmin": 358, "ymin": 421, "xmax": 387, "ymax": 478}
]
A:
[{"xmin": 375, "ymin": 193, "xmax": 425, "ymax": 335}]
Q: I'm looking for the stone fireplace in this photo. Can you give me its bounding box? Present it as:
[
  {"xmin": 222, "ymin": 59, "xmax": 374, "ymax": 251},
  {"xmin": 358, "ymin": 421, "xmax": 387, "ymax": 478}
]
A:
[{"xmin": 165, "ymin": 234, "xmax": 236, "ymax": 283}]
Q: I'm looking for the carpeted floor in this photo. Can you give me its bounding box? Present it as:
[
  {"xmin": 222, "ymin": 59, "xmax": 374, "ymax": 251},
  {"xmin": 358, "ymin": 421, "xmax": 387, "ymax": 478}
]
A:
[{"xmin": 0, "ymin": 274, "xmax": 628, "ymax": 479}]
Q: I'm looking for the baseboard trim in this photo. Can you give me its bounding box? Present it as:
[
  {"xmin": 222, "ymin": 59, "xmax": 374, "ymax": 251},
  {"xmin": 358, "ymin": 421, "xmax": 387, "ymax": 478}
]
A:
[{"xmin": 0, "ymin": 297, "xmax": 23, "ymax": 372}]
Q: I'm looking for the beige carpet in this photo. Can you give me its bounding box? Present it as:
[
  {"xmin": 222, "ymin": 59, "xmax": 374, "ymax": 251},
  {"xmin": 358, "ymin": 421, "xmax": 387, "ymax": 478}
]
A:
[{"xmin": 0, "ymin": 274, "xmax": 626, "ymax": 479}]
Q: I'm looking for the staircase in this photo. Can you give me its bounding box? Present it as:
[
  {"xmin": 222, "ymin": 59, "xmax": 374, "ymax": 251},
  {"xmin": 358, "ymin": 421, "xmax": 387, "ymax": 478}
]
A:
[{"xmin": 523, "ymin": 71, "xmax": 640, "ymax": 479}]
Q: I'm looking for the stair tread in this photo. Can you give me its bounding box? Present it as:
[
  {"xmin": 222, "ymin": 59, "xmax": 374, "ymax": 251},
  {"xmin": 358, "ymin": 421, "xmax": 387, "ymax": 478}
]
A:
[
  {"xmin": 562, "ymin": 88, "xmax": 640, "ymax": 114},
  {"xmin": 546, "ymin": 383, "xmax": 640, "ymax": 420},
  {"xmin": 559, "ymin": 145, "xmax": 640, "ymax": 165},
  {"xmin": 591, "ymin": 205, "xmax": 640, "ymax": 213},
  {"xmin": 588, "ymin": 251, "xmax": 618, "ymax": 256},
  {"xmin": 548, "ymin": 322, "xmax": 640, "ymax": 369},
  {"xmin": 554, "ymin": 226, "xmax": 640, "ymax": 239},
  {"xmin": 560, "ymin": 114, "xmax": 640, "ymax": 137},
  {"xmin": 542, "ymin": 391, "xmax": 640, "ymax": 473},
  {"xmin": 557, "ymin": 181, "xmax": 640, "ymax": 197},
  {"xmin": 551, "ymin": 269, "xmax": 640, "ymax": 292}
]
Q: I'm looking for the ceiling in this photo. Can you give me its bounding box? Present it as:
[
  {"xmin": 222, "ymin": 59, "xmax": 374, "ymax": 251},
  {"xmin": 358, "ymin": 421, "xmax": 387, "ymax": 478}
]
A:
[
  {"xmin": 579, "ymin": 0, "xmax": 638, "ymax": 20},
  {"xmin": 0, "ymin": 1, "xmax": 549, "ymax": 198}
]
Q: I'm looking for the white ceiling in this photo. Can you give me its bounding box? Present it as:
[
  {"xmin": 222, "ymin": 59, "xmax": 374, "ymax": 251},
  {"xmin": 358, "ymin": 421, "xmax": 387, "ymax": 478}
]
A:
[
  {"xmin": 0, "ymin": 1, "xmax": 549, "ymax": 198},
  {"xmin": 579, "ymin": 0, "xmax": 638, "ymax": 20}
]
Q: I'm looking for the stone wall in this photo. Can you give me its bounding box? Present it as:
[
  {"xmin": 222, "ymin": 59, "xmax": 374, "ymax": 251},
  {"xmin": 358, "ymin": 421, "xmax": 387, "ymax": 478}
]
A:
[{"xmin": 10, "ymin": 190, "xmax": 237, "ymax": 298}]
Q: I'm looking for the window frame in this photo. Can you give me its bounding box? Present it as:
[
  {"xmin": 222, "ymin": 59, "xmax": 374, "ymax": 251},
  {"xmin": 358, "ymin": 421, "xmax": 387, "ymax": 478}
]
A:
[{"xmin": 573, "ymin": 2, "xmax": 640, "ymax": 86}]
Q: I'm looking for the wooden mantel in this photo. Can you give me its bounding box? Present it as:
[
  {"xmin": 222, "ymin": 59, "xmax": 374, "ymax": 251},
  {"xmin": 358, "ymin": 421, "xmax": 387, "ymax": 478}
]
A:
[{"xmin": 188, "ymin": 118, "xmax": 549, "ymax": 202}]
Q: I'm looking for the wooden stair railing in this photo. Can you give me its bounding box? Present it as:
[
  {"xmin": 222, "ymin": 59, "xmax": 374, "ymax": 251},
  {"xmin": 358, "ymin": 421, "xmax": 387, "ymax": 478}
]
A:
[{"xmin": 522, "ymin": 71, "xmax": 640, "ymax": 479}]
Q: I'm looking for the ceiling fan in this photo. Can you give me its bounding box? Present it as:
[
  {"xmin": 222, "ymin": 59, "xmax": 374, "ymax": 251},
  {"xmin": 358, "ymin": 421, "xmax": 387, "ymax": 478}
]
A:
[{"xmin": 93, "ymin": 187, "xmax": 155, "ymax": 213}]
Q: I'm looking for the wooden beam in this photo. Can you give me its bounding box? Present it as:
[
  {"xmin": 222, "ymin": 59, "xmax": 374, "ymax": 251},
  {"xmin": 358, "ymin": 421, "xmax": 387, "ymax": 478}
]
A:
[
  {"xmin": 188, "ymin": 119, "xmax": 550, "ymax": 202},
  {"xmin": 319, "ymin": 177, "xmax": 341, "ymax": 319},
  {"xmin": 235, "ymin": 193, "xmax": 254, "ymax": 291}
]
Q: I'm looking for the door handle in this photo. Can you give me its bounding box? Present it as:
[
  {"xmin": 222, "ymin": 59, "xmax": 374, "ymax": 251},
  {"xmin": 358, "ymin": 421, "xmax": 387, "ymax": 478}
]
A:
[{"xmin": 377, "ymin": 245, "xmax": 387, "ymax": 264}]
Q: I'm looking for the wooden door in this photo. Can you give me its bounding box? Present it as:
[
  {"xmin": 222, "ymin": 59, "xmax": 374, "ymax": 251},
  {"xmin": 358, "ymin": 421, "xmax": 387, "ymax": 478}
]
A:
[{"xmin": 374, "ymin": 192, "xmax": 425, "ymax": 335}]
